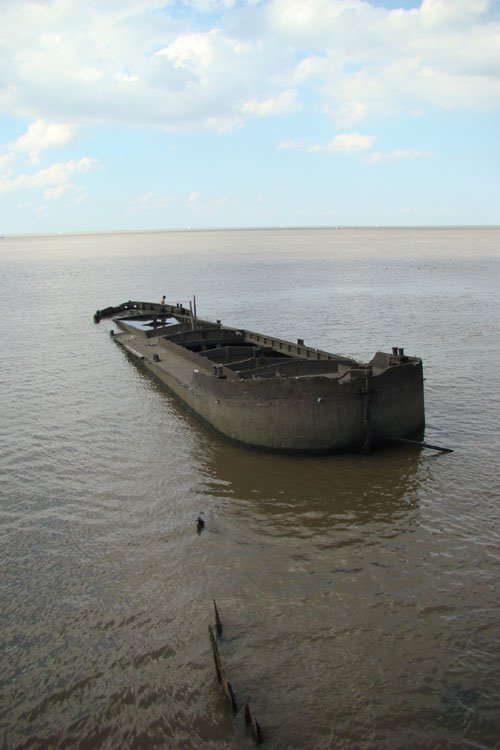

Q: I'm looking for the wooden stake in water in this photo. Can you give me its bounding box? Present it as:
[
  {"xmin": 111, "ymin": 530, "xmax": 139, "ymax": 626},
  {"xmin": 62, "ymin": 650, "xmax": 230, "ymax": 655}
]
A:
[
  {"xmin": 252, "ymin": 718, "xmax": 264, "ymax": 744},
  {"xmin": 223, "ymin": 677, "xmax": 237, "ymax": 713},
  {"xmin": 244, "ymin": 703, "xmax": 264, "ymax": 744},
  {"xmin": 208, "ymin": 624, "xmax": 222, "ymax": 683},
  {"xmin": 213, "ymin": 599, "xmax": 223, "ymax": 638}
]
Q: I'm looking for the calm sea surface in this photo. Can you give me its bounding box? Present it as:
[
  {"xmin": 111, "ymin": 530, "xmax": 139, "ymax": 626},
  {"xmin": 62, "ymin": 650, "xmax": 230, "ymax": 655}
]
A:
[{"xmin": 1, "ymin": 228, "xmax": 499, "ymax": 750}]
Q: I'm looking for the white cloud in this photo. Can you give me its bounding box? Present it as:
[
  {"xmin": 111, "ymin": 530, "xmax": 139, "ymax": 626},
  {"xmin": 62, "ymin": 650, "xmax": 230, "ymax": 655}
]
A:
[
  {"xmin": 0, "ymin": 157, "xmax": 98, "ymax": 199},
  {"xmin": 0, "ymin": 152, "xmax": 15, "ymax": 173},
  {"xmin": 44, "ymin": 183, "xmax": 72, "ymax": 200},
  {"xmin": 292, "ymin": 55, "xmax": 327, "ymax": 83},
  {"xmin": 279, "ymin": 133, "xmax": 376, "ymax": 153},
  {"xmin": 116, "ymin": 72, "xmax": 138, "ymax": 83},
  {"xmin": 365, "ymin": 148, "xmax": 431, "ymax": 163},
  {"xmin": 184, "ymin": 0, "xmax": 238, "ymax": 10},
  {"xmin": 242, "ymin": 89, "xmax": 300, "ymax": 116},
  {"xmin": 138, "ymin": 192, "xmax": 173, "ymax": 210},
  {"xmin": 0, "ymin": 119, "xmax": 96, "ymax": 202},
  {"xmin": 278, "ymin": 139, "xmax": 306, "ymax": 151},
  {"xmin": 0, "ymin": 0, "xmax": 498, "ymax": 135},
  {"xmin": 188, "ymin": 191, "xmax": 201, "ymax": 205},
  {"xmin": 313, "ymin": 133, "xmax": 376, "ymax": 152},
  {"xmin": 419, "ymin": 0, "xmax": 492, "ymax": 28},
  {"xmin": 271, "ymin": 0, "xmax": 500, "ymax": 125},
  {"xmin": 11, "ymin": 120, "xmax": 77, "ymax": 163},
  {"xmin": 76, "ymin": 68, "xmax": 103, "ymax": 83},
  {"xmin": 156, "ymin": 30, "xmax": 220, "ymax": 70}
]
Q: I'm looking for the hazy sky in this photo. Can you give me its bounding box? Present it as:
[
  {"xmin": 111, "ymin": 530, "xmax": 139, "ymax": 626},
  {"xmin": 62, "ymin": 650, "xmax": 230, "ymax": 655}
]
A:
[{"xmin": 1, "ymin": 0, "xmax": 499, "ymax": 234}]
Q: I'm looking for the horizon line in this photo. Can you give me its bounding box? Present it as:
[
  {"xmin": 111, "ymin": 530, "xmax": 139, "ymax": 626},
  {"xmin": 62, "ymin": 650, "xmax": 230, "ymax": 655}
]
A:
[{"xmin": 3, "ymin": 224, "xmax": 500, "ymax": 239}]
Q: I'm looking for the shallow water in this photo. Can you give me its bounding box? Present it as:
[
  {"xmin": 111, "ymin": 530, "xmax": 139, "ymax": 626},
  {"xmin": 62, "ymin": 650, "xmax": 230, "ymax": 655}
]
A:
[{"xmin": 1, "ymin": 228, "xmax": 499, "ymax": 749}]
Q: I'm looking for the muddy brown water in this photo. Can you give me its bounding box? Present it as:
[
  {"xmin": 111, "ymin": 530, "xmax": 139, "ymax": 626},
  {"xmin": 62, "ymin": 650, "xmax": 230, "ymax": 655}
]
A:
[{"xmin": 1, "ymin": 228, "xmax": 499, "ymax": 749}]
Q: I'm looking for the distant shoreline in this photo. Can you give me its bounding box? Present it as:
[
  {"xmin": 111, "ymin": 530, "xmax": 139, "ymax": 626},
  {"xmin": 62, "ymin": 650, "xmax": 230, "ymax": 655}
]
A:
[{"xmin": 3, "ymin": 225, "xmax": 500, "ymax": 239}]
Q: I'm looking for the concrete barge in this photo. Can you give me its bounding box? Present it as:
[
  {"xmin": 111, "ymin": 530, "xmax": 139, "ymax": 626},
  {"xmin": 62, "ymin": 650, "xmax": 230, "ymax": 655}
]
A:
[{"xmin": 94, "ymin": 300, "xmax": 425, "ymax": 454}]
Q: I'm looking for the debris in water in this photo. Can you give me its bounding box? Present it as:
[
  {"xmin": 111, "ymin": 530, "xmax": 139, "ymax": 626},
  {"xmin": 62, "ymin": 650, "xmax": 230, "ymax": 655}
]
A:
[{"xmin": 197, "ymin": 512, "xmax": 205, "ymax": 534}]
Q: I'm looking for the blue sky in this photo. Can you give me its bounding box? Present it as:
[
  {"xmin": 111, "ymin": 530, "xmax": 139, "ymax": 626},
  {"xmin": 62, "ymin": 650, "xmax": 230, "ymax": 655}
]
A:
[{"xmin": 1, "ymin": 0, "xmax": 499, "ymax": 234}]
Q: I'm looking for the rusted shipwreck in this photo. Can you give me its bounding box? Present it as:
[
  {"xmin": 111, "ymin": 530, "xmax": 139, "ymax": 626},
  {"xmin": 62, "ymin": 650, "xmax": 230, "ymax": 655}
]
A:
[{"xmin": 94, "ymin": 300, "xmax": 425, "ymax": 453}]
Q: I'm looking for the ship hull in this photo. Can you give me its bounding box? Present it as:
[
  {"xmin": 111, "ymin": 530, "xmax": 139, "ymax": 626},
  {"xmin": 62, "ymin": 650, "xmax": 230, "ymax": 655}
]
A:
[{"xmin": 96, "ymin": 300, "xmax": 425, "ymax": 454}]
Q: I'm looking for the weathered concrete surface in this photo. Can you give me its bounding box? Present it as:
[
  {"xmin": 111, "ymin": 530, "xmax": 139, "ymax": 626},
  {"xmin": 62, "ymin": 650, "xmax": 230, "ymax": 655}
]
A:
[{"xmin": 111, "ymin": 315, "xmax": 424, "ymax": 453}]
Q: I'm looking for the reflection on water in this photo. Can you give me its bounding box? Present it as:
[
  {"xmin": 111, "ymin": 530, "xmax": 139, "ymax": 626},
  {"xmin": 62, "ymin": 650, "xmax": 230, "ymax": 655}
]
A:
[{"xmin": 197, "ymin": 437, "xmax": 423, "ymax": 530}]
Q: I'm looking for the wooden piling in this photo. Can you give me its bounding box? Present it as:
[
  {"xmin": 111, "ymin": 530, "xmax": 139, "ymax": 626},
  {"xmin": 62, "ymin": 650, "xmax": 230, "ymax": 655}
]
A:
[
  {"xmin": 213, "ymin": 599, "xmax": 223, "ymax": 638},
  {"xmin": 252, "ymin": 718, "xmax": 264, "ymax": 744},
  {"xmin": 244, "ymin": 703, "xmax": 263, "ymax": 744},
  {"xmin": 208, "ymin": 625, "xmax": 222, "ymax": 683},
  {"xmin": 208, "ymin": 624, "xmax": 238, "ymax": 713},
  {"xmin": 209, "ymin": 605, "xmax": 265, "ymax": 739},
  {"xmin": 244, "ymin": 703, "xmax": 252, "ymax": 725},
  {"xmin": 223, "ymin": 678, "xmax": 238, "ymax": 713}
]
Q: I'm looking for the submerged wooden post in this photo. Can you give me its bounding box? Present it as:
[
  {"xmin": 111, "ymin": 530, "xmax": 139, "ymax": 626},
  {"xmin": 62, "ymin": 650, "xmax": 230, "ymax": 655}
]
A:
[
  {"xmin": 208, "ymin": 624, "xmax": 223, "ymax": 682},
  {"xmin": 208, "ymin": 608, "xmax": 264, "ymax": 739},
  {"xmin": 244, "ymin": 703, "xmax": 263, "ymax": 744},
  {"xmin": 387, "ymin": 436, "xmax": 454, "ymax": 453},
  {"xmin": 244, "ymin": 703, "xmax": 252, "ymax": 725},
  {"xmin": 252, "ymin": 718, "xmax": 264, "ymax": 744},
  {"xmin": 208, "ymin": 624, "xmax": 238, "ymax": 713},
  {"xmin": 213, "ymin": 599, "xmax": 223, "ymax": 638},
  {"xmin": 223, "ymin": 677, "xmax": 238, "ymax": 713}
]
